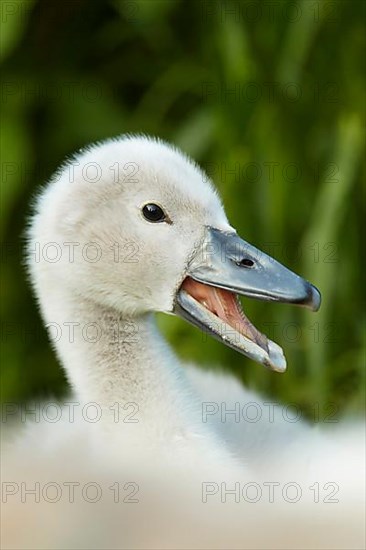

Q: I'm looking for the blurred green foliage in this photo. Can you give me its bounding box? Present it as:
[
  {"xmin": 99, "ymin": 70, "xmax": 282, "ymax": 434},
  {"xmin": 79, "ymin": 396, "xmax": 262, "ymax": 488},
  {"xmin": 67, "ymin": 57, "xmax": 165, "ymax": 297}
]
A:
[{"xmin": 1, "ymin": 0, "xmax": 365, "ymax": 416}]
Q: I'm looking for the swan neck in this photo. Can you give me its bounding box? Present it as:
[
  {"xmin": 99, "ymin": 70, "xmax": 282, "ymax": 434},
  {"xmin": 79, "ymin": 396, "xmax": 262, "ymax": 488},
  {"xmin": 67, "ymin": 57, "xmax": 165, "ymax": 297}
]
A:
[{"xmin": 44, "ymin": 293, "xmax": 186, "ymax": 414}]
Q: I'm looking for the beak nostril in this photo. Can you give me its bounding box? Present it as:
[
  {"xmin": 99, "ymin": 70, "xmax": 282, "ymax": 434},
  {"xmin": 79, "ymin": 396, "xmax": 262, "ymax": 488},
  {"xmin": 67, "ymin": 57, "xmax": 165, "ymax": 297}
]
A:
[{"xmin": 236, "ymin": 258, "xmax": 255, "ymax": 268}]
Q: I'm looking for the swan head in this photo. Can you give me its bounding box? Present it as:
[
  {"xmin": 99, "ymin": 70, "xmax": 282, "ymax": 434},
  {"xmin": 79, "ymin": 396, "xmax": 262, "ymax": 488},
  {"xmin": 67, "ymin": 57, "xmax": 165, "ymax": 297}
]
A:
[{"xmin": 28, "ymin": 135, "xmax": 320, "ymax": 373}]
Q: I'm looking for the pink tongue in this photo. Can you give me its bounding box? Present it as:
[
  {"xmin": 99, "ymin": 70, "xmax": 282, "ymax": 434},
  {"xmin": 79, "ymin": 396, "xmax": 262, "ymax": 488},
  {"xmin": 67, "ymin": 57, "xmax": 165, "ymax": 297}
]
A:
[{"xmin": 181, "ymin": 277, "xmax": 268, "ymax": 351}]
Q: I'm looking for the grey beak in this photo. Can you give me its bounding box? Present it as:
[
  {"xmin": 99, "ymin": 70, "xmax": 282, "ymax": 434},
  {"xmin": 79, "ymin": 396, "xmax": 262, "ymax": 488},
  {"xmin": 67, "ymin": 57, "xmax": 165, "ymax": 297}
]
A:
[
  {"xmin": 174, "ymin": 227, "xmax": 321, "ymax": 372},
  {"xmin": 187, "ymin": 227, "xmax": 321, "ymax": 311}
]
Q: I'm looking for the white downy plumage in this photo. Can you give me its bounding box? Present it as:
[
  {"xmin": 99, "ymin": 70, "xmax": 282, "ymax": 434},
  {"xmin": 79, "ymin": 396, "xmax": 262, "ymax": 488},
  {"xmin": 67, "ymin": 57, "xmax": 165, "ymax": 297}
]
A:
[{"xmin": 2, "ymin": 136, "xmax": 364, "ymax": 549}]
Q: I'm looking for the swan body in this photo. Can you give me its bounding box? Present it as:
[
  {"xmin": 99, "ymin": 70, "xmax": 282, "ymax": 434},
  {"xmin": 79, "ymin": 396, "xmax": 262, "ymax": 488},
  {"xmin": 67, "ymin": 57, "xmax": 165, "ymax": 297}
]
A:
[{"xmin": 2, "ymin": 136, "xmax": 364, "ymax": 549}]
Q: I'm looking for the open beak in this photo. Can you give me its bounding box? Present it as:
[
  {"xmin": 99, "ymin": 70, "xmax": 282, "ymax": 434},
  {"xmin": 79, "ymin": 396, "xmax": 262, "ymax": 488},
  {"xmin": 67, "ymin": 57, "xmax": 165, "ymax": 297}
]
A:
[{"xmin": 174, "ymin": 227, "xmax": 321, "ymax": 373}]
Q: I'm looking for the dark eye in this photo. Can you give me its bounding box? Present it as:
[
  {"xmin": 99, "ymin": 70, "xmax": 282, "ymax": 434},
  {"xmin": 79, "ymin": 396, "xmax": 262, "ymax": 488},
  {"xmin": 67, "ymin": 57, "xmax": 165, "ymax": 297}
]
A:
[{"xmin": 142, "ymin": 203, "xmax": 166, "ymax": 223}]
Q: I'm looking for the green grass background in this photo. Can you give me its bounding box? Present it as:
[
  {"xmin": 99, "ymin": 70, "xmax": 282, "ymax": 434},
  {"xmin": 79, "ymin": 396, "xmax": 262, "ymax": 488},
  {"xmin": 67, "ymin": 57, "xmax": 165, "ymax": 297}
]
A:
[{"xmin": 1, "ymin": 0, "xmax": 365, "ymax": 417}]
